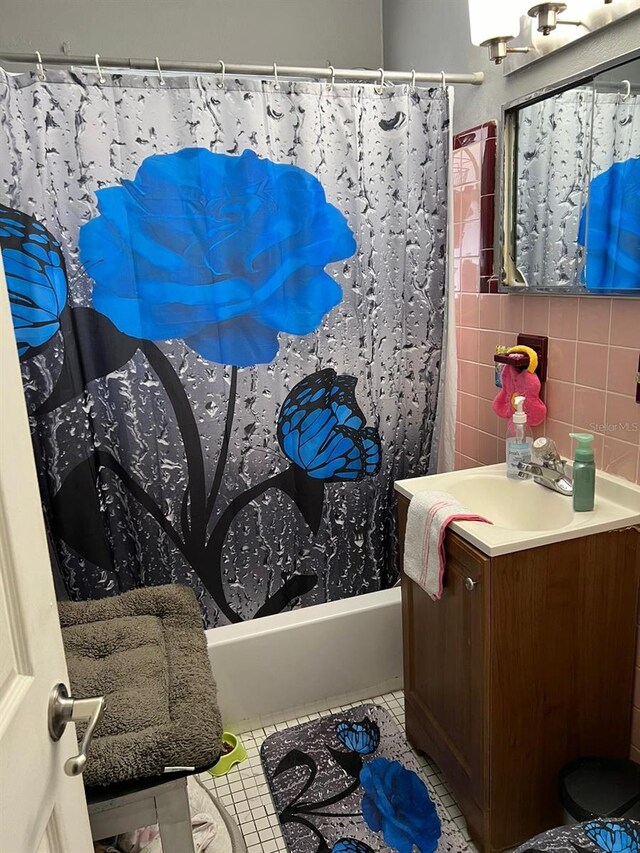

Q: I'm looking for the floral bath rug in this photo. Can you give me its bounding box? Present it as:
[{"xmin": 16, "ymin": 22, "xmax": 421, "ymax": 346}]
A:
[
  {"xmin": 260, "ymin": 703, "xmax": 469, "ymax": 853},
  {"xmin": 514, "ymin": 819, "xmax": 640, "ymax": 853}
]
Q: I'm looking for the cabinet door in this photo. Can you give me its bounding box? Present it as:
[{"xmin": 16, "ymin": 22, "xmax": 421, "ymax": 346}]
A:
[{"xmin": 399, "ymin": 497, "xmax": 489, "ymax": 839}]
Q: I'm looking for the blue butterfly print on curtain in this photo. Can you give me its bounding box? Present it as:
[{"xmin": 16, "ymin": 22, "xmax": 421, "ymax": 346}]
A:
[
  {"xmin": 0, "ymin": 204, "xmax": 67, "ymax": 358},
  {"xmin": 278, "ymin": 369, "xmax": 382, "ymax": 482},
  {"xmin": 3, "ymin": 150, "xmax": 380, "ymax": 626},
  {"xmin": 578, "ymin": 157, "xmax": 640, "ymax": 291},
  {"xmin": 583, "ymin": 820, "xmax": 640, "ymax": 853},
  {"xmin": 360, "ymin": 757, "xmax": 441, "ymax": 853},
  {"xmin": 78, "ymin": 148, "xmax": 357, "ymax": 366}
]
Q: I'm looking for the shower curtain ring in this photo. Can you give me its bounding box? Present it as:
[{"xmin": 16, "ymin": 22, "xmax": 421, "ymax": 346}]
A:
[
  {"xmin": 327, "ymin": 64, "xmax": 335, "ymax": 89},
  {"xmin": 155, "ymin": 57, "xmax": 165, "ymax": 86},
  {"xmin": 375, "ymin": 67, "xmax": 385, "ymax": 94},
  {"xmin": 35, "ymin": 51, "xmax": 45, "ymax": 81},
  {"xmin": 621, "ymin": 79, "xmax": 631, "ymax": 101},
  {"xmin": 410, "ymin": 69, "xmax": 416, "ymax": 91},
  {"xmin": 440, "ymin": 70, "xmax": 447, "ymax": 89},
  {"xmin": 217, "ymin": 60, "xmax": 226, "ymax": 89},
  {"xmin": 272, "ymin": 63, "xmax": 280, "ymax": 91},
  {"xmin": 95, "ymin": 54, "xmax": 105, "ymax": 84}
]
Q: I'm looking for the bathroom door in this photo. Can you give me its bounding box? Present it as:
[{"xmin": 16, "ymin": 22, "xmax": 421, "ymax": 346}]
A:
[{"xmin": 0, "ymin": 257, "xmax": 93, "ymax": 851}]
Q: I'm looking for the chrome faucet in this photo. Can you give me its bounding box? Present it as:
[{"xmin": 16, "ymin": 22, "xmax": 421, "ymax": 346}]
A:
[{"xmin": 517, "ymin": 437, "xmax": 573, "ymax": 496}]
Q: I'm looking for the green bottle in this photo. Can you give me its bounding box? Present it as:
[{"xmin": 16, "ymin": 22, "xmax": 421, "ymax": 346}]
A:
[{"xmin": 569, "ymin": 433, "xmax": 595, "ymax": 512}]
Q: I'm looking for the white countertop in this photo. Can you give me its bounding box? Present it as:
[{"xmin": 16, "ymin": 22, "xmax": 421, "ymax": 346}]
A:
[{"xmin": 394, "ymin": 463, "xmax": 640, "ymax": 557}]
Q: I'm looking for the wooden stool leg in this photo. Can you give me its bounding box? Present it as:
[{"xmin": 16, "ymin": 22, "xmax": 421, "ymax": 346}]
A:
[{"xmin": 155, "ymin": 776, "xmax": 196, "ymax": 853}]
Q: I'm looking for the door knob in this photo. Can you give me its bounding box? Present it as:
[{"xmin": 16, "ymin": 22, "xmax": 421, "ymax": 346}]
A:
[
  {"xmin": 48, "ymin": 682, "xmax": 105, "ymax": 776},
  {"xmin": 464, "ymin": 577, "xmax": 477, "ymax": 591}
]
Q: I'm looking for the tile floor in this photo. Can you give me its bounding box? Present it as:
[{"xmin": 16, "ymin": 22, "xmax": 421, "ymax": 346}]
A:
[{"xmin": 199, "ymin": 690, "xmax": 476, "ymax": 853}]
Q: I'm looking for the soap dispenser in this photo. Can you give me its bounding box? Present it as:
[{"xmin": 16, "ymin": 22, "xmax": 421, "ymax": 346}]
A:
[
  {"xmin": 569, "ymin": 432, "xmax": 595, "ymax": 512},
  {"xmin": 506, "ymin": 395, "xmax": 533, "ymax": 480}
]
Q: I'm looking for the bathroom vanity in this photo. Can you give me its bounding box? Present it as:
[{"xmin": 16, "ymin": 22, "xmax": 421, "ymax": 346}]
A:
[{"xmin": 395, "ymin": 465, "xmax": 640, "ymax": 853}]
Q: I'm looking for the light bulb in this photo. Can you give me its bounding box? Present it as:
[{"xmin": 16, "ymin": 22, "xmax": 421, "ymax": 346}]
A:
[{"xmin": 467, "ymin": 0, "xmax": 522, "ymax": 46}]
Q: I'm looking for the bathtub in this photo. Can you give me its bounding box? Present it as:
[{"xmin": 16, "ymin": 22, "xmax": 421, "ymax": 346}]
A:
[{"xmin": 206, "ymin": 587, "xmax": 403, "ymax": 731}]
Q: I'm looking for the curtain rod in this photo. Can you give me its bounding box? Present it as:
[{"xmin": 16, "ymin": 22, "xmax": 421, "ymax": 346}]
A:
[
  {"xmin": 0, "ymin": 52, "xmax": 484, "ymax": 86},
  {"xmin": 593, "ymin": 80, "xmax": 640, "ymax": 94}
]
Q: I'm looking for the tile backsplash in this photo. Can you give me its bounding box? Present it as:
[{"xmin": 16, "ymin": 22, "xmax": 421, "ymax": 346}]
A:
[{"xmin": 454, "ymin": 292, "xmax": 640, "ymax": 483}]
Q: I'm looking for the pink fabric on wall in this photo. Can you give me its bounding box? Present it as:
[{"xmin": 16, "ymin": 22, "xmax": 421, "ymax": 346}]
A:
[{"xmin": 492, "ymin": 365, "xmax": 547, "ymax": 426}]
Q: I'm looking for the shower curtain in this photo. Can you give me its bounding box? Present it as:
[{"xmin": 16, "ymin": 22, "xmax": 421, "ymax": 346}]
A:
[
  {"xmin": 579, "ymin": 89, "xmax": 640, "ymax": 290},
  {"xmin": 0, "ymin": 69, "xmax": 449, "ymax": 626},
  {"xmin": 515, "ymin": 86, "xmax": 594, "ymax": 288}
]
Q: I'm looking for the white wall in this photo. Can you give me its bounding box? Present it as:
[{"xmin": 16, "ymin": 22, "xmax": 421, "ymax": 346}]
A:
[
  {"xmin": 0, "ymin": 0, "xmax": 383, "ymax": 70},
  {"xmin": 383, "ymin": 0, "xmax": 640, "ymax": 132}
]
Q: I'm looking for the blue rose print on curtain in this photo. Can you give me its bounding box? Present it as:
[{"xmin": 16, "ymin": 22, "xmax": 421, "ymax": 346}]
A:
[
  {"xmin": 78, "ymin": 148, "xmax": 356, "ymax": 366},
  {"xmin": 578, "ymin": 157, "xmax": 640, "ymax": 291},
  {"xmin": 1, "ymin": 149, "xmax": 381, "ymax": 626}
]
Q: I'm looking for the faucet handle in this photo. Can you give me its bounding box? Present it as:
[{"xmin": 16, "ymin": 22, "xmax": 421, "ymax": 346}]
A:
[{"xmin": 532, "ymin": 437, "xmax": 561, "ymax": 464}]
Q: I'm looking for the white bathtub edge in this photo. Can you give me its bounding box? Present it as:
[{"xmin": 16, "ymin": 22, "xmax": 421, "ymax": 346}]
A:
[
  {"xmin": 206, "ymin": 588, "xmax": 403, "ymax": 729},
  {"xmin": 207, "ymin": 587, "xmax": 400, "ymax": 645},
  {"xmin": 226, "ymin": 677, "xmax": 404, "ymax": 735}
]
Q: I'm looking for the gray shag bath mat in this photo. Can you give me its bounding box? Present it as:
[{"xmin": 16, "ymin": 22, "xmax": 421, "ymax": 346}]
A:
[{"xmin": 261, "ymin": 703, "xmax": 469, "ymax": 853}]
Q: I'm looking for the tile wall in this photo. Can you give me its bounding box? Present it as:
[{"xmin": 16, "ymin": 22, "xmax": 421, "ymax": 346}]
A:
[
  {"xmin": 451, "ymin": 133, "xmax": 640, "ymax": 759},
  {"xmin": 452, "ymin": 140, "xmax": 640, "ymax": 483}
]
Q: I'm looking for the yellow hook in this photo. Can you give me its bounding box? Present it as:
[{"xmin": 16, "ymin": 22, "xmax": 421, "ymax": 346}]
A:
[{"xmin": 507, "ymin": 344, "xmax": 538, "ymax": 374}]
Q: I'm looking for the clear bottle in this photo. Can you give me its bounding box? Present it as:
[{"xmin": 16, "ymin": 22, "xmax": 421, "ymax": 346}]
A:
[{"xmin": 506, "ymin": 395, "xmax": 533, "ymax": 480}]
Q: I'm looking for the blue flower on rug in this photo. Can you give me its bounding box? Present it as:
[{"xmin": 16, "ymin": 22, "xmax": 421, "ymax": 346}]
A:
[
  {"xmin": 583, "ymin": 820, "xmax": 640, "ymax": 853},
  {"xmin": 0, "ymin": 204, "xmax": 67, "ymax": 359},
  {"xmin": 336, "ymin": 717, "xmax": 380, "ymax": 755},
  {"xmin": 332, "ymin": 840, "xmax": 374, "ymax": 853},
  {"xmin": 360, "ymin": 757, "xmax": 441, "ymax": 853},
  {"xmin": 79, "ymin": 148, "xmax": 356, "ymax": 367},
  {"xmin": 578, "ymin": 157, "xmax": 640, "ymax": 291},
  {"xmin": 277, "ymin": 368, "xmax": 382, "ymax": 481}
]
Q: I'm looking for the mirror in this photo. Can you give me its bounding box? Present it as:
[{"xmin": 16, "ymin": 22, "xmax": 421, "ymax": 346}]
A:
[{"xmin": 501, "ymin": 53, "xmax": 640, "ymax": 295}]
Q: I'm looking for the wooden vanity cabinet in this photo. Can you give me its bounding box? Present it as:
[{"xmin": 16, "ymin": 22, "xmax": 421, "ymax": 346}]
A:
[{"xmin": 397, "ymin": 494, "xmax": 640, "ymax": 853}]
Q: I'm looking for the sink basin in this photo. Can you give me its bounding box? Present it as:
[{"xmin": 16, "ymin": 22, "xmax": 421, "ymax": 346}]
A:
[
  {"xmin": 395, "ymin": 463, "xmax": 640, "ymax": 556},
  {"xmin": 445, "ymin": 473, "xmax": 575, "ymax": 531}
]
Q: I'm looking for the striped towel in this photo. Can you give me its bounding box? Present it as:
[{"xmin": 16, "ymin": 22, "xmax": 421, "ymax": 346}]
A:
[{"xmin": 403, "ymin": 490, "xmax": 491, "ymax": 600}]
